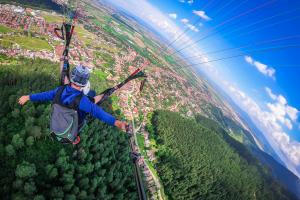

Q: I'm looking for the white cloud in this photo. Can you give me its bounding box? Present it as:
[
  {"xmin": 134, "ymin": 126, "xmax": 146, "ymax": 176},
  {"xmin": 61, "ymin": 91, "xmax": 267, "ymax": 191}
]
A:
[
  {"xmin": 105, "ymin": 0, "xmax": 207, "ymax": 67},
  {"xmin": 255, "ymin": 61, "xmax": 275, "ymax": 78},
  {"xmin": 287, "ymin": 105, "xmax": 299, "ymax": 121},
  {"xmin": 267, "ymin": 102, "xmax": 286, "ymax": 123},
  {"xmin": 278, "ymin": 95, "xmax": 287, "ymax": 105},
  {"xmin": 192, "ymin": 10, "xmax": 211, "ymax": 21},
  {"xmin": 244, "ymin": 56, "xmax": 276, "ymax": 79},
  {"xmin": 265, "ymin": 87, "xmax": 277, "ymax": 100},
  {"xmin": 186, "ymin": 23, "xmax": 199, "ymax": 32},
  {"xmin": 245, "ymin": 55, "xmax": 253, "ymax": 64},
  {"xmin": 272, "ymin": 131, "xmax": 300, "ymax": 168},
  {"xmin": 226, "ymin": 84, "xmax": 300, "ymax": 178},
  {"xmin": 187, "ymin": 0, "xmax": 194, "ymax": 4},
  {"xmin": 147, "ymin": 14, "xmax": 178, "ymax": 36},
  {"xmin": 168, "ymin": 13, "xmax": 177, "ymax": 19},
  {"xmin": 284, "ymin": 119, "xmax": 293, "ymax": 130},
  {"xmin": 265, "ymin": 87, "xmax": 299, "ymax": 123},
  {"xmin": 181, "ymin": 18, "xmax": 189, "ymax": 24},
  {"xmin": 105, "ymin": 0, "xmax": 182, "ymax": 39},
  {"xmin": 179, "ymin": 0, "xmax": 193, "ymax": 4}
]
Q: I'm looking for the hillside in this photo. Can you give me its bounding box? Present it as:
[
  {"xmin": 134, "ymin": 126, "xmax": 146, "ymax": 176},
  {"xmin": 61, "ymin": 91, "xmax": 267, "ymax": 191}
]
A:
[
  {"xmin": 0, "ymin": 0, "xmax": 247, "ymax": 125},
  {"xmin": 196, "ymin": 114, "xmax": 300, "ymax": 198},
  {"xmin": 1, "ymin": 1, "xmax": 299, "ymax": 200},
  {"xmin": 251, "ymin": 147, "xmax": 300, "ymax": 198},
  {"xmin": 0, "ymin": 55, "xmax": 137, "ymax": 199},
  {"xmin": 148, "ymin": 110, "xmax": 297, "ymax": 200}
]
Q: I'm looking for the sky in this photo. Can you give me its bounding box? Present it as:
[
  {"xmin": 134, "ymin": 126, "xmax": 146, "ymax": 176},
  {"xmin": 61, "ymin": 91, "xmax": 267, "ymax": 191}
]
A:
[{"xmin": 102, "ymin": 0, "xmax": 300, "ymax": 178}]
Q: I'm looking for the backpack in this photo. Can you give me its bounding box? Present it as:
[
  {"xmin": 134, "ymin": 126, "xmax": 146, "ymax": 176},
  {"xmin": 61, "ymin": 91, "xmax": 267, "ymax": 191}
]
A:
[{"xmin": 50, "ymin": 85, "xmax": 83, "ymax": 143}]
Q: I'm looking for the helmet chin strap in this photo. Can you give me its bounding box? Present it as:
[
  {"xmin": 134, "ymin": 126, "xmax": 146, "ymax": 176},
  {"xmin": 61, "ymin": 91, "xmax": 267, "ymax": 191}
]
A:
[
  {"xmin": 70, "ymin": 82, "xmax": 82, "ymax": 90},
  {"xmin": 81, "ymin": 81, "xmax": 91, "ymax": 95}
]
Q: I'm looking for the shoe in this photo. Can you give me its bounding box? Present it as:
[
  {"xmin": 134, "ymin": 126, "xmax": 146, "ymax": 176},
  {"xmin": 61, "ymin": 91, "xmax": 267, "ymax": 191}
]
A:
[{"xmin": 72, "ymin": 136, "xmax": 81, "ymax": 145}]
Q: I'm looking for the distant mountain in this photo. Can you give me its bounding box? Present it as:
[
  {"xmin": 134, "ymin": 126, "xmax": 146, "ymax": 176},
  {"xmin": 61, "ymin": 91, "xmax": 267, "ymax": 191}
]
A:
[
  {"xmin": 153, "ymin": 110, "xmax": 298, "ymax": 200},
  {"xmin": 202, "ymin": 79, "xmax": 300, "ymax": 198},
  {"xmin": 99, "ymin": 0, "xmax": 172, "ymax": 46},
  {"xmin": 198, "ymin": 70, "xmax": 285, "ymax": 165},
  {"xmin": 251, "ymin": 147, "xmax": 300, "ymax": 198},
  {"xmin": 196, "ymin": 114, "xmax": 300, "ymax": 199}
]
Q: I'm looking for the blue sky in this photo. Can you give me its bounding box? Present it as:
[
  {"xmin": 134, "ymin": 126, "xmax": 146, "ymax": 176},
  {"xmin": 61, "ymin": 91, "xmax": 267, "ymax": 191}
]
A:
[{"xmin": 102, "ymin": 0, "xmax": 300, "ymax": 177}]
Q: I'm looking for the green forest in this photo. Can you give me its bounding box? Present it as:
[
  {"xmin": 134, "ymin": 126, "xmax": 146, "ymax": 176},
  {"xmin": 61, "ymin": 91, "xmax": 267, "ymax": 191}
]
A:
[
  {"xmin": 148, "ymin": 110, "xmax": 297, "ymax": 200},
  {"xmin": 0, "ymin": 54, "xmax": 137, "ymax": 200}
]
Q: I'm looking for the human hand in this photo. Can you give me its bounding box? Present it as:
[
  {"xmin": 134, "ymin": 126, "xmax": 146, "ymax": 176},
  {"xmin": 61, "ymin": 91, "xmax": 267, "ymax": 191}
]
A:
[
  {"xmin": 94, "ymin": 94, "xmax": 104, "ymax": 104},
  {"xmin": 114, "ymin": 120, "xmax": 128, "ymax": 131},
  {"xmin": 18, "ymin": 95, "xmax": 30, "ymax": 105}
]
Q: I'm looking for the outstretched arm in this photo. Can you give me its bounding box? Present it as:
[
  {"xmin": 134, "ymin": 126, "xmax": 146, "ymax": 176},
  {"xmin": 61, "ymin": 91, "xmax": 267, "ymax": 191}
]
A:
[
  {"xmin": 79, "ymin": 97, "xmax": 127, "ymax": 131},
  {"xmin": 18, "ymin": 87, "xmax": 59, "ymax": 106}
]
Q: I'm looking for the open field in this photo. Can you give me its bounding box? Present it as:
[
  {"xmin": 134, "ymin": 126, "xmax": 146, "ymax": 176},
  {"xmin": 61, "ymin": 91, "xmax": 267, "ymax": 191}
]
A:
[
  {"xmin": 94, "ymin": 68, "xmax": 108, "ymax": 80},
  {"xmin": 2, "ymin": 35, "xmax": 52, "ymax": 51},
  {"xmin": 76, "ymin": 25, "xmax": 97, "ymax": 46},
  {"xmin": 41, "ymin": 13, "xmax": 63, "ymax": 23},
  {"xmin": 0, "ymin": 24, "xmax": 12, "ymax": 33}
]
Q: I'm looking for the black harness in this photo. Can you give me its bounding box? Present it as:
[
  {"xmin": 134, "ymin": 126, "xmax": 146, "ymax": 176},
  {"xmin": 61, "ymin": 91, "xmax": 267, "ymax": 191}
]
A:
[
  {"xmin": 51, "ymin": 85, "xmax": 83, "ymax": 144},
  {"xmin": 53, "ymin": 85, "xmax": 83, "ymax": 110}
]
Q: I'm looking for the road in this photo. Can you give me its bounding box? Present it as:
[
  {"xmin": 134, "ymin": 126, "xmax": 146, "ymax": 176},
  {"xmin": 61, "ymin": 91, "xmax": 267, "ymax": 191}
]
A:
[{"xmin": 126, "ymin": 83, "xmax": 165, "ymax": 200}]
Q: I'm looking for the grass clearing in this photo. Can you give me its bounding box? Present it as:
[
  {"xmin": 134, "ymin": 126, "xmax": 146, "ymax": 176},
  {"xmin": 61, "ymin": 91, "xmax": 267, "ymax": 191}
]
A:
[
  {"xmin": 0, "ymin": 25, "xmax": 12, "ymax": 33},
  {"xmin": 94, "ymin": 68, "xmax": 108, "ymax": 81},
  {"xmin": 0, "ymin": 39, "xmax": 14, "ymax": 48},
  {"xmin": 95, "ymin": 44, "xmax": 119, "ymax": 54},
  {"xmin": 95, "ymin": 51, "xmax": 115, "ymax": 68},
  {"xmin": 91, "ymin": 18, "xmax": 104, "ymax": 27},
  {"xmin": 42, "ymin": 13, "xmax": 63, "ymax": 23},
  {"xmin": 229, "ymin": 131, "xmax": 244, "ymax": 143},
  {"xmin": 76, "ymin": 26, "xmax": 97, "ymax": 47},
  {"xmin": 4, "ymin": 35, "xmax": 52, "ymax": 51},
  {"xmin": 110, "ymin": 95, "xmax": 120, "ymax": 111},
  {"xmin": 137, "ymin": 134, "xmax": 146, "ymax": 153}
]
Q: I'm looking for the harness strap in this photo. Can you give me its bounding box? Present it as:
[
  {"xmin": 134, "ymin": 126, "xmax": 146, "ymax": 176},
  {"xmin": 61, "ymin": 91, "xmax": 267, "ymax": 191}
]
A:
[
  {"xmin": 52, "ymin": 86, "xmax": 84, "ymax": 144},
  {"xmin": 53, "ymin": 85, "xmax": 83, "ymax": 110},
  {"xmin": 53, "ymin": 85, "xmax": 66, "ymax": 104}
]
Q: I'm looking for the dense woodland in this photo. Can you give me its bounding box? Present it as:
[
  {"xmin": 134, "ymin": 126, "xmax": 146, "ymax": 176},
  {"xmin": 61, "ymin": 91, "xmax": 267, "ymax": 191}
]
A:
[
  {"xmin": 200, "ymin": 103, "xmax": 257, "ymax": 146},
  {"xmin": 149, "ymin": 110, "xmax": 297, "ymax": 200},
  {"xmin": 1, "ymin": 1, "xmax": 298, "ymax": 199},
  {"xmin": 0, "ymin": 54, "xmax": 137, "ymax": 199}
]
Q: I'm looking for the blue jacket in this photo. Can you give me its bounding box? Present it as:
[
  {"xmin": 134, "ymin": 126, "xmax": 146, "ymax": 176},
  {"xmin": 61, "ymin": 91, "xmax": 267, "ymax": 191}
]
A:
[{"xmin": 29, "ymin": 85, "xmax": 116, "ymax": 126}]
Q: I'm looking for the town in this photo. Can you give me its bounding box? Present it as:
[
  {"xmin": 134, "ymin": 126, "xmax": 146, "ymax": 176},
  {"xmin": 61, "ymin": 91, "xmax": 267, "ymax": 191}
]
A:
[{"xmin": 0, "ymin": 3, "xmax": 248, "ymax": 199}]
